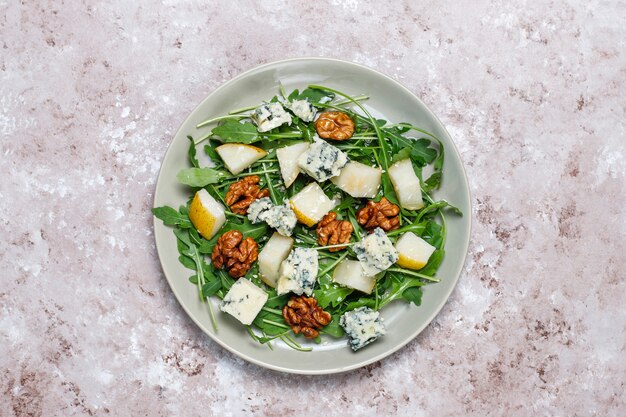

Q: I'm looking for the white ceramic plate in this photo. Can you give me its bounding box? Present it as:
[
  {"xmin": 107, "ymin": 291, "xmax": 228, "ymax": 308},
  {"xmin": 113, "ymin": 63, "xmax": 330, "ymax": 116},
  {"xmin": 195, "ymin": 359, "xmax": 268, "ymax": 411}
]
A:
[{"xmin": 153, "ymin": 57, "xmax": 471, "ymax": 374}]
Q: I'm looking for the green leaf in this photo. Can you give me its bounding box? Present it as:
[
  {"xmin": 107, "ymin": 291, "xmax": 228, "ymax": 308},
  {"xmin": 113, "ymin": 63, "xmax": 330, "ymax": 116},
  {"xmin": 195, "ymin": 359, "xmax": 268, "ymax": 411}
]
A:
[
  {"xmin": 418, "ymin": 249, "xmax": 445, "ymax": 276},
  {"xmin": 211, "ymin": 119, "xmax": 259, "ymax": 143},
  {"xmin": 252, "ymin": 309, "xmax": 287, "ymax": 336},
  {"xmin": 385, "ymin": 130, "xmax": 437, "ymax": 166},
  {"xmin": 321, "ymin": 315, "xmax": 345, "ymax": 338},
  {"xmin": 201, "ymin": 280, "xmax": 221, "ymax": 298},
  {"xmin": 416, "ymin": 200, "xmax": 462, "ymax": 224},
  {"xmin": 423, "ymin": 172, "xmax": 442, "ymax": 192},
  {"xmin": 298, "ymin": 87, "xmax": 334, "ymax": 103},
  {"xmin": 410, "ymin": 139, "xmax": 438, "ymax": 165},
  {"xmin": 402, "ymin": 286, "xmax": 423, "ymax": 306},
  {"xmin": 176, "ymin": 167, "xmax": 225, "ymax": 187},
  {"xmin": 187, "ymin": 136, "xmax": 199, "ymax": 168},
  {"xmin": 287, "ymin": 89, "xmax": 300, "ymax": 101},
  {"xmin": 178, "ymin": 255, "xmax": 196, "ymax": 270},
  {"xmin": 379, "ymin": 272, "xmax": 426, "ymax": 308},
  {"xmin": 314, "ymin": 281, "xmax": 354, "ymax": 309},
  {"xmin": 203, "ymin": 140, "xmax": 223, "ymax": 167},
  {"xmin": 391, "ymin": 147, "xmax": 411, "ymax": 163},
  {"xmin": 152, "ymin": 206, "xmax": 192, "ymax": 228},
  {"xmin": 381, "ymin": 173, "xmax": 400, "ymax": 206}
]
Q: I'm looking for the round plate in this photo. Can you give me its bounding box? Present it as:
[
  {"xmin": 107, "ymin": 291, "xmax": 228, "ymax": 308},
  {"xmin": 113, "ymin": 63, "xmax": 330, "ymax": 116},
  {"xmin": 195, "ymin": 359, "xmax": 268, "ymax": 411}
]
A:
[{"xmin": 153, "ymin": 57, "xmax": 471, "ymax": 375}]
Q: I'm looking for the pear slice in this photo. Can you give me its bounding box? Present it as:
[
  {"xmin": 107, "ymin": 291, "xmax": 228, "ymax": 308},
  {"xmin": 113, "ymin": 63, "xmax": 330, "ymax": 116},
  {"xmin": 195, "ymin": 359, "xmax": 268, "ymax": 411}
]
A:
[
  {"xmin": 387, "ymin": 159, "xmax": 424, "ymax": 210},
  {"xmin": 188, "ymin": 189, "xmax": 226, "ymax": 239},
  {"xmin": 331, "ymin": 161, "xmax": 382, "ymax": 198},
  {"xmin": 394, "ymin": 232, "xmax": 436, "ymax": 270},
  {"xmin": 215, "ymin": 143, "xmax": 267, "ymax": 175},
  {"xmin": 258, "ymin": 233, "xmax": 294, "ymax": 288},
  {"xmin": 289, "ymin": 182, "xmax": 338, "ymax": 227},
  {"xmin": 276, "ymin": 142, "xmax": 309, "ymax": 187},
  {"xmin": 333, "ymin": 259, "xmax": 376, "ymax": 294}
]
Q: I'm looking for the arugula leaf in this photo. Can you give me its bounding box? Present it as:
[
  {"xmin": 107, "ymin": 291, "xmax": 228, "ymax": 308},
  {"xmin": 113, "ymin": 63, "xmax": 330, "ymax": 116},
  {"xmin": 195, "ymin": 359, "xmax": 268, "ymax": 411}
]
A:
[
  {"xmin": 381, "ymin": 173, "xmax": 400, "ymax": 206},
  {"xmin": 252, "ymin": 309, "xmax": 288, "ymax": 336},
  {"xmin": 410, "ymin": 139, "xmax": 438, "ymax": 165},
  {"xmin": 211, "ymin": 120, "xmax": 259, "ymax": 143},
  {"xmin": 416, "ymin": 200, "xmax": 462, "ymax": 223},
  {"xmin": 378, "ymin": 272, "xmax": 426, "ymax": 308},
  {"xmin": 178, "ymin": 255, "xmax": 196, "ymax": 270},
  {"xmin": 203, "ymin": 140, "xmax": 223, "ymax": 167},
  {"xmin": 287, "ymin": 89, "xmax": 300, "ymax": 101},
  {"xmin": 152, "ymin": 206, "xmax": 192, "ymax": 228},
  {"xmin": 423, "ymin": 172, "xmax": 442, "ymax": 192},
  {"xmin": 314, "ymin": 275, "xmax": 353, "ymax": 309},
  {"xmin": 176, "ymin": 167, "xmax": 225, "ymax": 187},
  {"xmin": 321, "ymin": 315, "xmax": 345, "ymax": 338},
  {"xmin": 187, "ymin": 136, "xmax": 199, "ymax": 168},
  {"xmin": 391, "ymin": 147, "xmax": 412, "ymax": 163},
  {"xmin": 297, "ymin": 87, "xmax": 334, "ymax": 103},
  {"xmin": 401, "ymin": 286, "xmax": 423, "ymax": 306},
  {"xmin": 418, "ymin": 249, "xmax": 445, "ymax": 276},
  {"xmin": 385, "ymin": 130, "xmax": 437, "ymax": 166},
  {"xmin": 201, "ymin": 280, "xmax": 221, "ymax": 298}
]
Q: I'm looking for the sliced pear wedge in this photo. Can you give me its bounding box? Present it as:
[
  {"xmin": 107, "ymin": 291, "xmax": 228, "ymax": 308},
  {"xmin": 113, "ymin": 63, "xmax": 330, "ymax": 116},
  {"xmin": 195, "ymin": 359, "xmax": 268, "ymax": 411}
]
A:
[
  {"xmin": 333, "ymin": 259, "xmax": 376, "ymax": 294},
  {"xmin": 188, "ymin": 189, "xmax": 226, "ymax": 239},
  {"xmin": 289, "ymin": 182, "xmax": 338, "ymax": 227},
  {"xmin": 215, "ymin": 143, "xmax": 267, "ymax": 175},
  {"xmin": 331, "ymin": 161, "xmax": 381, "ymax": 198},
  {"xmin": 258, "ymin": 233, "xmax": 294, "ymax": 288},
  {"xmin": 394, "ymin": 232, "xmax": 436, "ymax": 270},
  {"xmin": 276, "ymin": 142, "xmax": 309, "ymax": 187},
  {"xmin": 387, "ymin": 158, "xmax": 424, "ymax": 210}
]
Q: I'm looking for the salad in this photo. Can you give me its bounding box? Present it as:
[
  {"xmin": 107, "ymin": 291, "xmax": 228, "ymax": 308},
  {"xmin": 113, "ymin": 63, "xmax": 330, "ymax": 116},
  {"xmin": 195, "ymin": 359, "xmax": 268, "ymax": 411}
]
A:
[{"xmin": 153, "ymin": 83, "xmax": 461, "ymax": 352}]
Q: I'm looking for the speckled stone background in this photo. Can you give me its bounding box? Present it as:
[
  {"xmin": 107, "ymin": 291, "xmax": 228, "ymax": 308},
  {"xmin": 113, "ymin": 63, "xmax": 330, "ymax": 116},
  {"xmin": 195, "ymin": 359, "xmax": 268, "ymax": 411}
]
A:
[{"xmin": 1, "ymin": 0, "xmax": 625, "ymax": 416}]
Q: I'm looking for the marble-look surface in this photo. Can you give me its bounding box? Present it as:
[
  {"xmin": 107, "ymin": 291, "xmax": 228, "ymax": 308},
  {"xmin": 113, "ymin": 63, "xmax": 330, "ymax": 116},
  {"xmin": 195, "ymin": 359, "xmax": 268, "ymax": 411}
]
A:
[{"xmin": 1, "ymin": 0, "xmax": 625, "ymax": 416}]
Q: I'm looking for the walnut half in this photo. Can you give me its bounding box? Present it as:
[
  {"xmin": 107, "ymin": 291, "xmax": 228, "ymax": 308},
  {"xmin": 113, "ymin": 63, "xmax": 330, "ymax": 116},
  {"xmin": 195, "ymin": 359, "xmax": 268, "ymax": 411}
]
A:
[
  {"xmin": 314, "ymin": 111, "xmax": 355, "ymax": 140},
  {"xmin": 211, "ymin": 230, "xmax": 258, "ymax": 278},
  {"xmin": 356, "ymin": 197, "xmax": 400, "ymax": 232},
  {"xmin": 225, "ymin": 175, "xmax": 270, "ymax": 215},
  {"xmin": 316, "ymin": 212, "xmax": 353, "ymax": 251},
  {"xmin": 282, "ymin": 295, "xmax": 332, "ymax": 339}
]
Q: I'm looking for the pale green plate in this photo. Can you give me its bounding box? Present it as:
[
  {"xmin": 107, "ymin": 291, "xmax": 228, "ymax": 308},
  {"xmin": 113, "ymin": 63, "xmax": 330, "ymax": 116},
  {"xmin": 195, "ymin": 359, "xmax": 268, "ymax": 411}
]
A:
[{"xmin": 153, "ymin": 57, "xmax": 471, "ymax": 375}]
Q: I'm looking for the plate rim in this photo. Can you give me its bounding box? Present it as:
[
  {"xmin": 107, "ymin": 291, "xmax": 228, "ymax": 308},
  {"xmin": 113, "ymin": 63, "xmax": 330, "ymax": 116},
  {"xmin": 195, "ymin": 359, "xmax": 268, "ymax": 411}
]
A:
[{"xmin": 152, "ymin": 56, "xmax": 472, "ymax": 375}]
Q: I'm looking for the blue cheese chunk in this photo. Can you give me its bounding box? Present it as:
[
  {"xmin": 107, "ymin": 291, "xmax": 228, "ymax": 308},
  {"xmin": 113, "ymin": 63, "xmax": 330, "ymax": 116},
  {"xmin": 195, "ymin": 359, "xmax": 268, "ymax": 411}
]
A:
[
  {"xmin": 297, "ymin": 138, "xmax": 348, "ymax": 182},
  {"xmin": 251, "ymin": 102, "xmax": 292, "ymax": 132},
  {"xmin": 276, "ymin": 247, "xmax": 319, "ymax": 296},
  {"xmin": 247, "ymin": 197, "xmax": 296, "ymax": 236},
  {"xmin": 340, "ymin": 307, "xmax": 386, "ymax": 351},
  {"xmin": 247, "ymin": 197, "xmax": 273, "ymax": 224},
  {"xmin": 353, "ymin": 227, "xmax": 399, "ymax": 275},
  {"xmin": 264, "ymin": 203, "xmax": 297, "ymax": 237},
  {"xmin": 220, "ymin": 278, "xmax": 268, "ymax": 325},
  {"xmin": 288, "ymin": 99, "xmax": 316, "ymax": 122}
]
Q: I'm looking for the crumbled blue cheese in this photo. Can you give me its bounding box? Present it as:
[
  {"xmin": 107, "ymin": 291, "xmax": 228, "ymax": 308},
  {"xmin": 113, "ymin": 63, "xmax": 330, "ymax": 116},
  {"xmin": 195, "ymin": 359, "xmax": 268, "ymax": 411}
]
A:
[
  {"xmin": 264, "ymin": 203, "xmax": 297, "ymax": 236},
  {"xmin": 288, "ymin": 99, "xmax": 316, "ymax": 122},
  {"xmin": 353, "ymin": 227, "xmax": 399, "ymax": 275},
  {"xmin": 276, "ymin": 247, "xmax": 319, "ymax": 296},
  {"xmin": 220, "ymin": 278, "xmax": 268, "ymax": 325},
  {"xmin": 297, "ymin": 138, "xmax": 348, "ymax": 182},
  {"xmin": 340, "ymin": 307, "xmax": 386, "ymax": 351},
  {"xmin": 247, "ymin": 197, "xmax": 273, "ymax": 223},
  {"xmin": 247, "ymin": 197, "xmax": 296, "ymax": 236},
  {"xmin": 251, "ymin": 102, "xmax": 292, "ymax": 132}
]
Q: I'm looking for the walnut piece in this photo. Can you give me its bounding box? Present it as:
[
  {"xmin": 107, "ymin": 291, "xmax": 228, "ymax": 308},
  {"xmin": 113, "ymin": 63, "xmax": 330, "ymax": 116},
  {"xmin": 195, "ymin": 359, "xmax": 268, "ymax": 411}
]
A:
[
  {"xmin": 225, "ymin": 175, "xmax": 270, "ymax": 215},
  {"xmin": 314, "ymin": 111, "xmax": 355, "ymax": 140},
  {"xmin": 211, "ymin": 230, "xmax": 258, "ymax": 278},
  {"xmin": 316, "ymin": 212, "xmax": 353, "ymax": 252},
  {"xmin": 282, "ymin": 295, "xmax": 332, "ymax": 339},
  {"xmin": 356, "ymin": 197, "xmax": 400, "ymax": 232}
]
